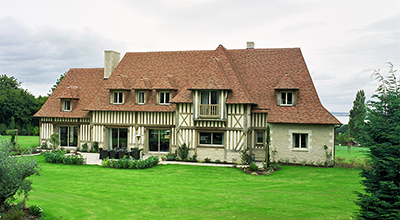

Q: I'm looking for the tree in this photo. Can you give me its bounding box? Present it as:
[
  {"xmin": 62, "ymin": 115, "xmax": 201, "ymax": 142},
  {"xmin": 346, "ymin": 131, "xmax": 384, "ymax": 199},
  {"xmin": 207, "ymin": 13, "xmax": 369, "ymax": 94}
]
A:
[
  {"xmin": 356, "ymin": 63, "xmax": 400, "ymax": 219},
  {"xmin": 49, "ymin": 72, "xmax": 66, "ymax": 94},
  {"xmin": 349, "ymin": 90, "xmax": 366, "ymax": 144},
  {"xmin": 0, "ymin": 140, "xmax": 41, "ymax": 207}
]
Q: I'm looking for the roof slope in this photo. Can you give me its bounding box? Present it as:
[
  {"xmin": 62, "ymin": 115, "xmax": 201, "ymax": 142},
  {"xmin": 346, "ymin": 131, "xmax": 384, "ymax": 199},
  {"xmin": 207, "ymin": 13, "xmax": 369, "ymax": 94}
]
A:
[
  {"xmin": 34, "ymin": 68, "xmax": 105, "ymax": 118},
  {"xmin": 36, "ymin": 45, "xmax": 340, "ymax": 124}
]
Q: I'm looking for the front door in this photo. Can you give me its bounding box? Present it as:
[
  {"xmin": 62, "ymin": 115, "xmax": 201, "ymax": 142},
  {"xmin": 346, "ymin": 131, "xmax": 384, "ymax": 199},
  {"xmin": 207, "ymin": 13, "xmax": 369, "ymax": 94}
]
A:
[{"xmin": 148, "ymin": 129, "xmax": 170, "ymax": 152}]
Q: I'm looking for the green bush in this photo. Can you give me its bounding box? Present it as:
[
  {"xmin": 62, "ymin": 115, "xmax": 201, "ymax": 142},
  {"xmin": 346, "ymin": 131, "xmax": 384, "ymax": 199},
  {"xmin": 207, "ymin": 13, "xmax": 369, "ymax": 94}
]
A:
[
  {"xmin": 177, "ymin": 143, "xmax": 189, "ymax": 160},
  {"xmin": 214, "ymin": 159, "xmax": 221, "ymax": 164},
  {"xmin": 81, "ymin": 143, "xmax": 88, "ymax": 152},
  {"xmin": 166, "ymin": 153, "xmax": 176, "ymax": 161},
  {"xmin": 43, "ymin": 150, "xmax": 84, "ymax": 165},
  {"xmin": 240, "ymin": 147, "xmax": 251, "ymax": 165},
  {"xmin": 188, "ymin": 153, "xmax": 197, "ymax": 162},
  {"xmin": 101, "ymin": 156, "xmax": 159, "ymax": 169},
  {"xmin": 0, "ymin": 140, "xmax": 41, "ymax": 207},
  {"xmin": 249, "ymin": 162, "xmax": 258, "ymax": 171},
  {"xmin": 205, "ymin": 157, "xmax": 211, "ymax": 163},
  {"xmin": 29, "ymin": 205, "xmax": 43, "ymax": 216},
  {"xmin": 93, "ymin": 142, "xmax": 99, "ymax": 153}
]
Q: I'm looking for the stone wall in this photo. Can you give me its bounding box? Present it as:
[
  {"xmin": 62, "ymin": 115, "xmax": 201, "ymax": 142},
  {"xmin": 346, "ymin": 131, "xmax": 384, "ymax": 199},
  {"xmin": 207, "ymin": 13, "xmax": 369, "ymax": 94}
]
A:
[{"xmin": 269, "ymin": 123, "xmax": 335, "ymax": 165}]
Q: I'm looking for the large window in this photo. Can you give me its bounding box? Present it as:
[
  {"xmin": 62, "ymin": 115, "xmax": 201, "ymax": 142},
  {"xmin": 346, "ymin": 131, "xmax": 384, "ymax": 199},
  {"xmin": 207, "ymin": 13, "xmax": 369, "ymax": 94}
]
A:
[
  {"xmin": 159, "ymin": 91, "xmax": 170, "ymax": 105},
  {"xmin": 256, "ymin": 131, "xmax": 264, "ymax": 144},
  {"xmin": 59, "ymin": 126, "xmax": 78, "ymax": 147},
  {"xmin": 113, "ymin": 91, "xmax": 124, "ymax": 104},
  {"xmin": 200, "ymin": 91, "xmax": 219, "ymax": 117},
  {"xmin": 109, "ymin": 128, "xmax": 127, "ymax": 149},
  {"xmin": 137, "ymin": 91, "xmax": 145, "ymax": 104},
  {"xmin": 149, "ymin": 129, "xmax": 170, "ymax": 152},
  {"xmin": 293, "ymin": 133, "xmax": 308, "ymax": 149},
  {"xmin": 199, "ymin": 132, "xmax": 224, "ymax": 146},
  {"xmin": 279, "ymin": 91, "xmax": 293, "ymax": 106}
]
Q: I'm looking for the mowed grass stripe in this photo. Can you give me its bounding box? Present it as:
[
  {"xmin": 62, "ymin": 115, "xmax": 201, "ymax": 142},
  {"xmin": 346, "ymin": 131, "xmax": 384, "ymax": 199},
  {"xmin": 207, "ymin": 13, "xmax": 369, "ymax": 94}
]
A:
[{"xmin": 26, "ymin": 156, "xmax": 362, "ymax": 220}]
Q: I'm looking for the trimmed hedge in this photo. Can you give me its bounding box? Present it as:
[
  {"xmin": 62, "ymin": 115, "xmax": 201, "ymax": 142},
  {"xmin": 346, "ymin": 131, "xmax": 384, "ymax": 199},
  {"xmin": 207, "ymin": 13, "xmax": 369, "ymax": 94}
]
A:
[
  {"xmin": 101, "ymin": 156, "xmax": 159, "ymax": 169},
  {"xmin": 43, "ymin": 150, "xmax": 84, "ymax": 165}
]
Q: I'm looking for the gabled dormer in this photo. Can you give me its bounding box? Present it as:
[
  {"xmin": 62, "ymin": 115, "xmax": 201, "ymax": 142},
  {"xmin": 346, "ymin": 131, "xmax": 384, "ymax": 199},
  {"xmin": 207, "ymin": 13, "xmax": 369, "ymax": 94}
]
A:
[
  {"xmin": 274, "ymin": 73, "xmax": 299, "ymax": 107},
  {"xmin": 58, "ymin": 86, "xmax": 79, "ymax": 112},
  {"xmin": 152, "ymin": 74, "xmax": 177, "ymax": 106},
  {"xmin": 106, "ymin": 75, "xmax": 132, "ymax": 105}
]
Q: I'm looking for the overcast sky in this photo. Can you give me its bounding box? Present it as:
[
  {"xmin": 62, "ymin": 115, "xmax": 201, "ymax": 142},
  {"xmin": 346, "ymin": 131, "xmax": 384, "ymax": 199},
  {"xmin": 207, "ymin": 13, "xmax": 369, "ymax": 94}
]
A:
[{"xmin": 0, "ymin": 0, "xmax": 399, "ymax": 121}]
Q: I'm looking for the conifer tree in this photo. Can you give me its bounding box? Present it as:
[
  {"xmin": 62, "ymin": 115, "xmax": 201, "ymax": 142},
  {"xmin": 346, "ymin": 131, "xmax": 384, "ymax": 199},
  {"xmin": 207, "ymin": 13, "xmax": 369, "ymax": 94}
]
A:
[{"xmin": 348, "ymin": 90, "xmax": 366, "ymax": 144}]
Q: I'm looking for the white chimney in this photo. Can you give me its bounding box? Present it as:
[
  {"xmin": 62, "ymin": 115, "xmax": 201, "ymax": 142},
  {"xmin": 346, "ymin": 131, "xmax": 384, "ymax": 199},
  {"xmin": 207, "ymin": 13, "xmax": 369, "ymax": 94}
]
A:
[
  {"xmin": 247, "ymin": 41, "xmax": 255, "ymax": 49},
  {"xmin": 104, "ymin": 50, "xmax": 120, "ymax": 79}
]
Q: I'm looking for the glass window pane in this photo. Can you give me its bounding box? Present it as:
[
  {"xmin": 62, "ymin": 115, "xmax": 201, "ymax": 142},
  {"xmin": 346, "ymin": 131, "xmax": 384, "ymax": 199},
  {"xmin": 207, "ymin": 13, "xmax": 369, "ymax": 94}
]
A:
[
  {"xmin": 200, "ymin": 132, "xmax": 211, "ymax": 144},
  {"xmin": 257, "ymin": 132, "xmax": 263, "ymax": 144},
  {"xmin": 118, "ymin": 92, "xmax": 123, "ymax": 103},
  {"xmin": 64, "ymin": 100, "xmax": 71, "ymax": 110},
  {"xmin": 160, "ymin": 92, "xmax": 165, "ymax": 103},
  {"xmin": 287, "ymin": 92, "xmax": 292, "ymax": 105},
  {"xmin": 201, "ymin": 91, "xmax": 209, "ymax": 104},
  {"xmin": 293, "ymin": 134, "xmax": 300, "ymax": 148},
  {"xmin": 211, "ymin": 91, "xmax": 219, "ymax": 104},
  {"xmin": 119, "ymin": 129, "xmax": 128, "ymax": 149},
  {"xmin": 138, "ymin": 92, "xmax": 144, "ymax": 104},
  {"xmin": 213, "ymin": 133, "xmax": 224, "ymax": 145},
  {"xmin": 111, "ymin": 128, "xmax": 118, "ymax": 149},
  {"xmin": 114, "ymin": 92, "xmax": 118, "ymax": 103},
  {"xmin": 59, "ymin": 126, "xmax": 68, "ymax": 146},
  {"xmin": 165, "ymin": 92, "xmax": 170, "ymax": 103},
  {"xmin": 281, "ymin": 92, "xmax": 286, "ymax": 104},
  {"xmin": 68, "ymin": 126, "xmax": 78, "ymax": 147},
  {"xmin": 301, "ymin": 134, "xmax": 307, "ymax": 148}
]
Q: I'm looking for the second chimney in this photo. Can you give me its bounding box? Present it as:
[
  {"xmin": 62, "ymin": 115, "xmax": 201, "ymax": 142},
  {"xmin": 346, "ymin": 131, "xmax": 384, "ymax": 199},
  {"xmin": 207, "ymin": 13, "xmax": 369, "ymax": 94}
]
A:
[
  {"xmin": 104, "ymin": 50, "xmax": 120, "ymax": 79},
  {"xmin": 247, "ymin": 41, "xmax": 255, "ymax": 49}
]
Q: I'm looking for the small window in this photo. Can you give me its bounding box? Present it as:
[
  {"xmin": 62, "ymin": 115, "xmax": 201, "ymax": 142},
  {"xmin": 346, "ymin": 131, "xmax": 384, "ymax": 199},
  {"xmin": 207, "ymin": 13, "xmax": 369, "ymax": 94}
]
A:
[
  {"xmin": 113, "ymin": 91, "xmax": 124, "ymax": 104},
  {"xmin": 279, "ymin": 91, "xmax": 293, "ymax": 106},
  {"xmin": 137, "ymin": 91, "xmax": 145, "ymax": 104},
  {"xmin": 159, "ymin": 91, "xmax": 170, "ymax": 105},
  {"xmin": 256, "ymin": 132, "xmax": 264, "ymax": 144},
  {"xmin": 199, "ymin": 132, "xmax": 224, "ymax": 146},
  {"xmin": 64, "ymin": 99, "xmax": 71, "ymax": 111},
  {"xmin": 293, "ymin": 133, "xmax": 308, "ymax": 148},
  {"xmin": 200, "ymin": 91, "xmax": 220, "ymax": 117}
]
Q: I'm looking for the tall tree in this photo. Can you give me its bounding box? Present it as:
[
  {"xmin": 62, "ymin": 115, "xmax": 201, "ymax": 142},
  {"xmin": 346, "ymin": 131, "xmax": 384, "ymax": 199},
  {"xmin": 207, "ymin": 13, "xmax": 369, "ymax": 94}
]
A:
[
  {"xmin": 49, "ymin": 72, "xmax": 66, "ymax": 94},
  {"xmin": 349, "ymin": 90, "xmax": 366, "ymax": 144},
  {"xmin": 356, "ymin": 63, "xmax": 400, "ymax": 219}
]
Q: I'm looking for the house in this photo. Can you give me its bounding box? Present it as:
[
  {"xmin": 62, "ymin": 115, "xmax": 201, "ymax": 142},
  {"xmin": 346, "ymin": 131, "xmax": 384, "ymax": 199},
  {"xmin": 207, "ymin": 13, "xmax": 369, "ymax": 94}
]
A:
[{"xmin": 34, "ymin": 42, "xmax": 341, "ymax": 164}]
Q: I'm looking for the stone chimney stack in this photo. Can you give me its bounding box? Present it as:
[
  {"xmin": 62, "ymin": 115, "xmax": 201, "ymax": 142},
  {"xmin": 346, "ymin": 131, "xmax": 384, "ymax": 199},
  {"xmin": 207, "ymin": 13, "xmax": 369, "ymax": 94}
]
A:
[
  {"xmin": 104, "ymin": 50, "xmax": 120, "ymax": 79},
  {"xmin": 246, "ymin": 41, "xmax": 255, "ymax": 49}
]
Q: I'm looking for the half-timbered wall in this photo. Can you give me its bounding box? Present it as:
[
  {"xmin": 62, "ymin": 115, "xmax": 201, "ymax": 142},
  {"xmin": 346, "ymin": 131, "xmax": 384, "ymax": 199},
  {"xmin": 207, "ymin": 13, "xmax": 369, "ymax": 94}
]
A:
[{"xmin": 93, "ymin": 111, "xmax": 135, "ymax": 125}]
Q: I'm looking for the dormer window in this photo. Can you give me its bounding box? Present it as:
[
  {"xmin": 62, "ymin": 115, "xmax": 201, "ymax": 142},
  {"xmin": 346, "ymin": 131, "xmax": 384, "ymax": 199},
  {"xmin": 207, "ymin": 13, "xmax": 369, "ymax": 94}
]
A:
[
  {"xmin": 62, "ymin": 99, "xmax": 72, "ymax": 111},
  {"xmin": 200, "ymin": 91, "xmax": 219, "ymax": 117},
  {"xmin": 113, "ymin": 91, "xmax": 124, "ymax": 104},
  {"xmin": 278, "ymin": 91, "xmax": 294, "ymax": 106},
  {"xmin": 159, "ymin": 91, "xmax": 170, "ymax": 105},
  {"xmin": 137, "ymin": 91, "xmax": 145, "ymax": 104}
]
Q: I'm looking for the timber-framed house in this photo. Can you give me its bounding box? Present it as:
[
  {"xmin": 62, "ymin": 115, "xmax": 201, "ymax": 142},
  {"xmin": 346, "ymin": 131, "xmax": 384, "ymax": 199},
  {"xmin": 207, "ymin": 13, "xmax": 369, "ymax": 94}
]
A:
[{"xmin": 35, "ymin": 42, "xmax": 341, "ymax": 164}]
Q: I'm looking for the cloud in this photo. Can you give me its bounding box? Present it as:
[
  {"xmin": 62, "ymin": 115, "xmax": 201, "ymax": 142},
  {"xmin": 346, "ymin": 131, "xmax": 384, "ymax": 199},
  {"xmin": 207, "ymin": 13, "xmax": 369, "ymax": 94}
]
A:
[{"xmin": 0, "ymin": 17, "xmax": 127, "ymax": 96}]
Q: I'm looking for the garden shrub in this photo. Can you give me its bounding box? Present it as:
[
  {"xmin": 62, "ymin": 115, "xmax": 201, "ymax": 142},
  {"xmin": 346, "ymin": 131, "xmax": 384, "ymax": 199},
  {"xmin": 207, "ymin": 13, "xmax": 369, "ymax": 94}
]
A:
[
  {"xmin": 214, "ymin": 159, "xmax": 221, "ymax": 164},
  {"xmin": 177, "ymin": 143, "xmax": 189, "ymax": 160},
  {"xmin": 101, "ymin": 156, "xmax": 159, "ymax": 169},
  {"xmin": 249, "ymin": 162, "xmax": 258, "ymax": 171},
  {"xmin": 188, "ymin": 153, "xmax": 197, "ymax": 162},
  {"xmin": 29, "ymin": 205, "xmax": 43, "ymax": 216},
  {"xmin": 240, "ymin": 147, "xmax": 251, "ymax": 165},
  {"xmin": 0, "ymin": 140, "xmax": 41, "ymax": 207},
  {"xmin": 166, "ymin": 153, "xmax": 176, "ymax": 161},
  {"xmin": 43, "ymin": 150, "xmax": 84, "ymax": 165},
  {"xmin": 93, "ymin": 142, "xmax": 99, "ymax": 153},
  {"xmin": 81, "ymin": 143, "xmax": 88, "ymax": 152},
  {"xmin": 204, "ymin": 157, "xmax": 211, "ymax": 163}
]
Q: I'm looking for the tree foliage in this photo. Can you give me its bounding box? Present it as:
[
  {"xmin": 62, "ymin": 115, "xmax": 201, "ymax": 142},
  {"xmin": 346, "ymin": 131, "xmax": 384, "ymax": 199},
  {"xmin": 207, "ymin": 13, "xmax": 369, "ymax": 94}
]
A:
[
  {"xmin": 0, "ymin": 74, "xmax": 48, "ymax": 135},
  {"xmin": 0, "ymin": 140, "xmax": 41, "ymax": 207},
  {"xmin": 349, "ymin": 89, "xmax": 366, "ymax": 144},
  {"xmin": 49, "ymin": 72, "xmax": 66, "ymax": 94},
  {"xmin": 356, "ymin": 63, "xmax": 400, "ymax": 219}
]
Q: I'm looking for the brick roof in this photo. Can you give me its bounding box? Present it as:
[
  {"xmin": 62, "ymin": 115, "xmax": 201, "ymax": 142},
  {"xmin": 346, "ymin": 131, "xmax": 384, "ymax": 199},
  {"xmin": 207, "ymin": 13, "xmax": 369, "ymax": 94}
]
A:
[{"xmin": 35, "ymin": 45, "xmax": 340, "ymax": 124}]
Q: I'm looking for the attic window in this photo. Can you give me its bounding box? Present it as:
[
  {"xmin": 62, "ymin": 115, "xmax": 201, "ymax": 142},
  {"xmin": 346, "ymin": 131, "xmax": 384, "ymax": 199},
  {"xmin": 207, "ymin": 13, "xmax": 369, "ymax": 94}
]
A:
[
  {"xmin": 159, "ymin": 91, "xmax": 170, "ymax": 105},
  {"xmin": 278, "ymin": 91, "xmax": 294, "ymax": 106},
  {"xmin": 62, "ymin": 99, "xmax": 72, "ymax": 111},
  {"xmin": 200, "ymin": 91, "xmax": 220, "ymax": 117},
  {"xmin": 137, "ymin": 91, "xmax": 145, "ymax": 105},
  {"xmin": 113, "ymin": 91, "xmax": 124, "ymax": 104}
]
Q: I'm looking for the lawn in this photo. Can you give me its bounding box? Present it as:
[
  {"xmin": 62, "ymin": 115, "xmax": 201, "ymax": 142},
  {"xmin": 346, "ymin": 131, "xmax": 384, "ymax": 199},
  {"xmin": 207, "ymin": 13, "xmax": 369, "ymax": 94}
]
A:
[
  {"xmin": 0, "ymin": 135, "xmax": 39, "ymax": 148},
  {"xmin": 335, "ymin": 145, "xmax": 370, "ymax": 161},
  {"xmin": 26, "ymin": 156, "xmax": 363, "ymax": 220}
]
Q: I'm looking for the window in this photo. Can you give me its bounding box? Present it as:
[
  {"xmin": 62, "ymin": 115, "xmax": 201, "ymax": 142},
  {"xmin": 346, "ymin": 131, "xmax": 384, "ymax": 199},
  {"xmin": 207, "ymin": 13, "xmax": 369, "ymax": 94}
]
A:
[
  {"xmin": 293, "ymin": 133, "xmax": 308, "ymax": 149},
  {"xmin": 137, "ymin": 91, "xmax": 145, "ymax": 104},
  {"xmin": 159, "ymin": 91, "xmax": 170, "ymax": 105},
  {"xmin": 63, "ymin": 99, "xmax": 71, "ymax": 111},
  {"xmin": 279, "ymin": 91, "xmax": 293, "ymax": 106},
  {"xmin": 200, "ymin": 91, "xmax": 219, "ymax": 117},
  {"xmin": 109, "ymin": 128, "xmax": 128, "ymax": 149},
  {"xmin": 199, "ymin": 132, "xmax": 224, "ymax": 146},
  {"xmin": 256, "ymin": 132, "xmax": 264, "ymax": 144},
  {"xmin": 113, "ymin": 91, "xmax": 124, "ymax": 104},
  {"xmin": 59, "ymin": 126, "xmax": 78, "ymax": 147}
]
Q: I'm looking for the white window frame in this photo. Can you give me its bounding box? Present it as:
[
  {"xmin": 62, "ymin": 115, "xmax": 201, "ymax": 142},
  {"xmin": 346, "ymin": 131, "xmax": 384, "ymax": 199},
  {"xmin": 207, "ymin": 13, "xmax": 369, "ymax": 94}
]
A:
[
  {"xmin": 137, "ymin": 91, "xmax": 145, "ymax": 105},
  {"xmin": 279, "ymin": 91, "xmax": 294, "ymax": 106},
  {"xmin": 199, "ymin": 132, "xmax": 224, "ymax": 147},
  {"xmin": 199, "ymin": 90, "xmax": 220, "ymax": 117},
  {"xmin": 158, "ymin": 91, "xmax": 171, "ymax": 105},
  {"xmin": 113, "ymin": 91, "xmax": 124, "ymax": 104},
  {"xmin": 289, "ymin": 130, "xmax": 312, "ymax": 151},
  {"xmin": 63, "ymin": 99, "xmax": 72, "ymax": 111},
  {"xmin": 293, "ymin": 133, "xmax": 308, "ymax": 149},
  {"xmin": 256, "ymin": 131, "xmax": 264, "ymax": 145}
]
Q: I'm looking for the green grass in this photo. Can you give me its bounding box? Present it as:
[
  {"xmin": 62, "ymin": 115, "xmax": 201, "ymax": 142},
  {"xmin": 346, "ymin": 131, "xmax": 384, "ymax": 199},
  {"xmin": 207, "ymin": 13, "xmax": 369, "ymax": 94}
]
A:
[
  {"xmin": 335, "ymin": 145, "xmax": 370, "ymax": 161},
  {"xmin": 0, "ymin": 135, "xmax": 39, "ymax": 148},
  {"xmin": 26, "ymin": 156, "xmax": 363, "ymax": 220}
]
